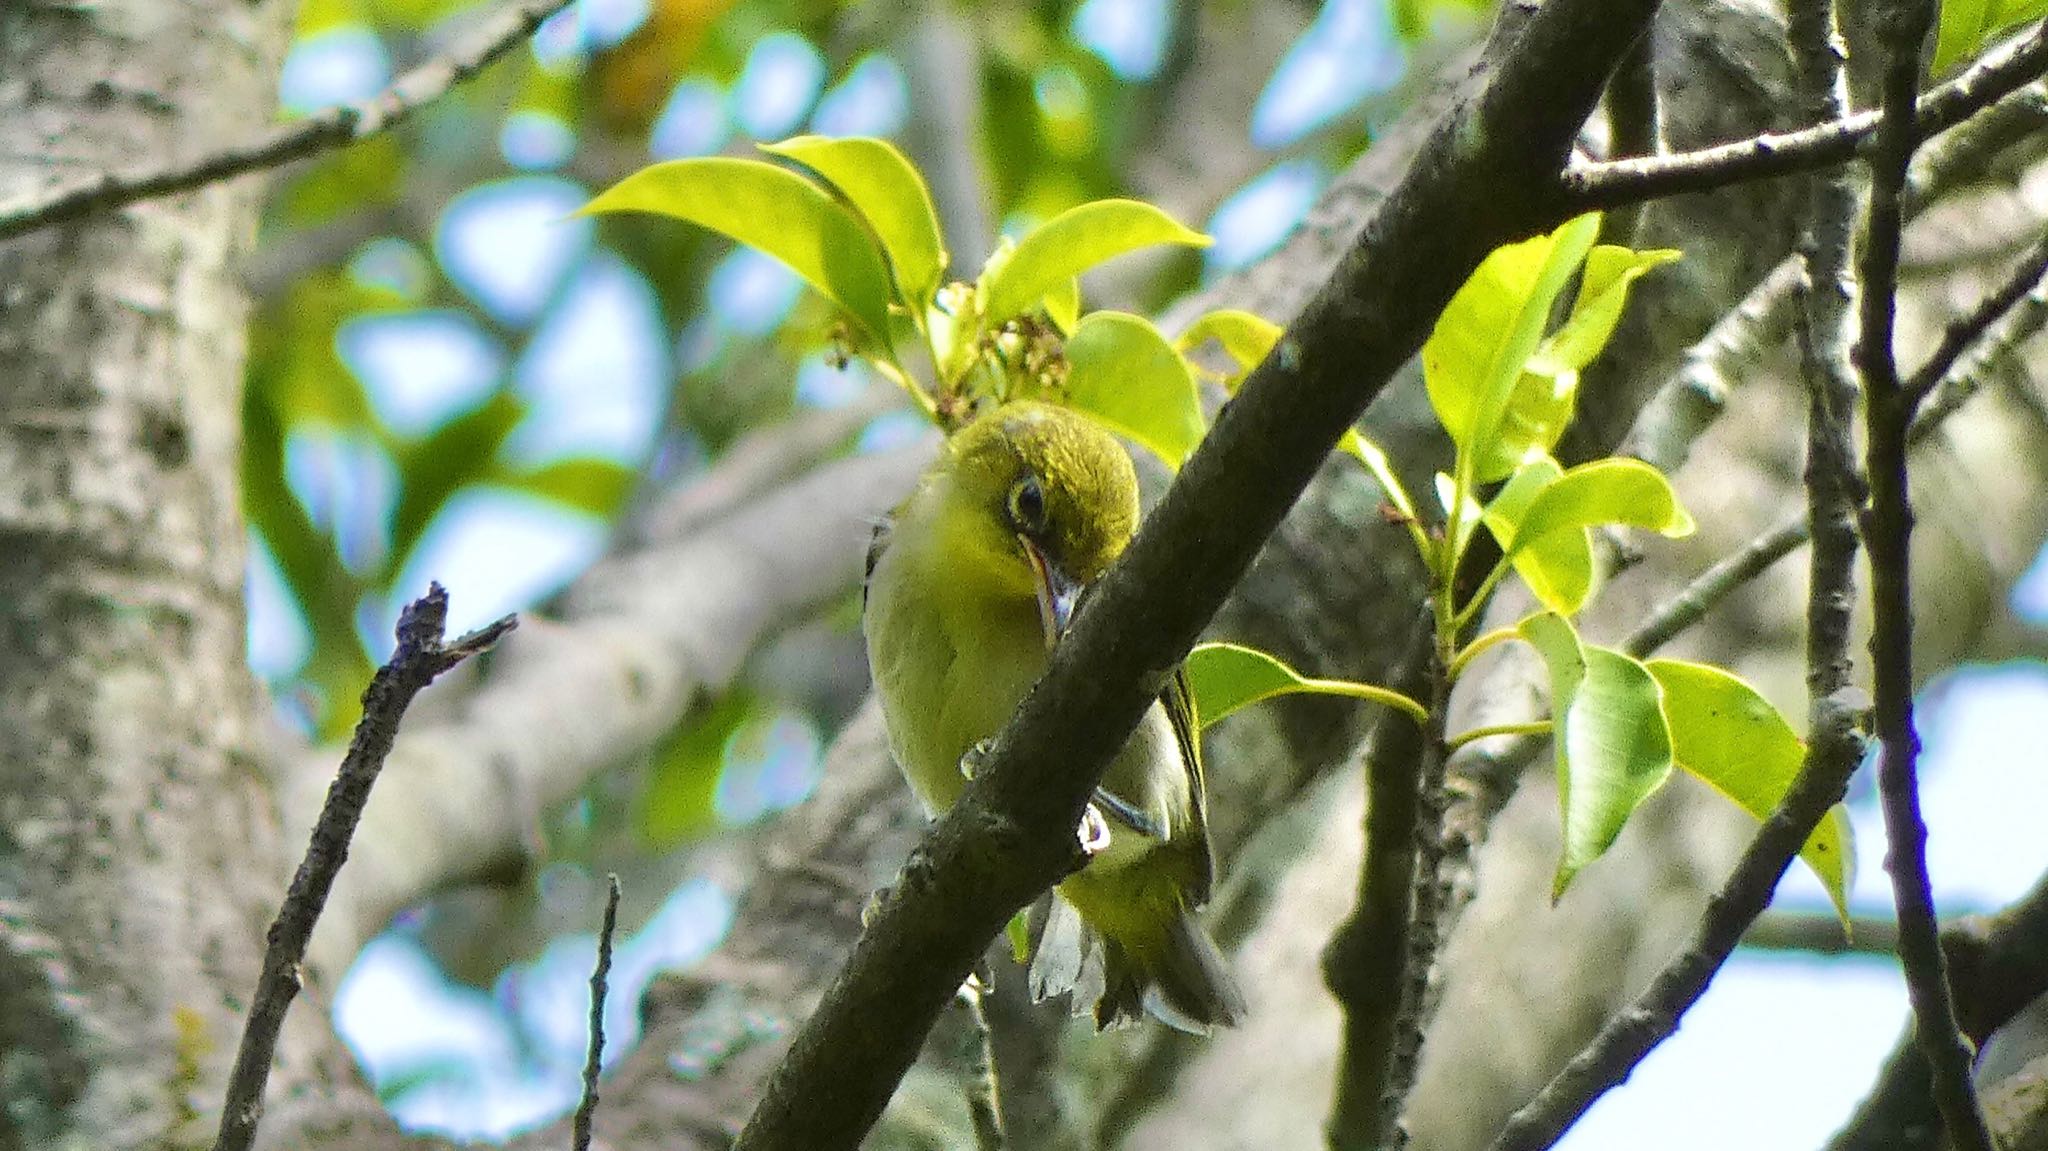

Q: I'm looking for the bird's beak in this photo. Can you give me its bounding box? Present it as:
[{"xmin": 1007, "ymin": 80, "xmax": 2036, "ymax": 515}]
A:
[{"xmin": 1020, "ymin": 537, "xmax": 1082, "ymax": 651}]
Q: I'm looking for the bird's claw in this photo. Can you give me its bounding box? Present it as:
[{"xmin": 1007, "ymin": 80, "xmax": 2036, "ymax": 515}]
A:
[
  {"xmin": 959, "ymin": 738, "xmax": 996, "ymax": 781},
  {"xmin": 860, "ymin": 886, "xmax": 891, "ymax": 929}
]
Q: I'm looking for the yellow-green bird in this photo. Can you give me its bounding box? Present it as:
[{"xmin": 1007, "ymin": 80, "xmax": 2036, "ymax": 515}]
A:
[{"xmin": 863, "ymin": 400, "xmax": 1245, "ymax": 1032}]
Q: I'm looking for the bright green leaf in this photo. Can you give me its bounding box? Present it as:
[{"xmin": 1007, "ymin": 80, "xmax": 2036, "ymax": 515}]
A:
[
  {"xmin": 979, "ymin": 199, "xmax": 1210, "ymax": 325},
  {"xmin": 500, "ymin": 457, "xmax": 637, "ymax": 516},
  {"xmin": 1519, "ymin": 612, "xmax": 1675, "ymax": 897},
  {"xmin": 1044, "ymin": 278, "xmax": 1081, "ymax": 334},
  {"xmin": 1424, "ymin": 213, "xmax": 1602, "ymax": 484},
  {"xmin": 1485, "ymin": 457, "xmax": 1596, "ymax": 614},
  {"xmin": 581, "ymin": 157, "xmax": 894, "ymax": 340},
  {"xmin": 759, "ymin": 135, "xmax": 948, "ymax": 305},
  {"xmin": 1435, "ymin": 472, "xmax": 1483, "ymax": 557},
  {"xmin": 1339, "ymin": 431, "xmax": 1418, "ymax": 522},
  {"xmin": 1177, "ymin": 308, "xmax": 1283, "ymax": 391},
  {"xmin": 1183, "ymin": 642, "xmax": 1424, "ymax": 728},
  {"xmin": 1647, "ymin": 659, "xmax": 1855, "ymax": 919},
  {"xmin": 1510, "ymin": 457, "xmax": 1696, "ymax": 555},
  {"xmin": 1934, "ymin": 0, "xmax": 1998, "ymax": 71},
  {"xmin": 1062, "ymin": 311, "xmax": 1205, "ymax": 470},
  {"xmin": 1532, "ymin": 245, "xmax": 1682, "ymax": 375}
]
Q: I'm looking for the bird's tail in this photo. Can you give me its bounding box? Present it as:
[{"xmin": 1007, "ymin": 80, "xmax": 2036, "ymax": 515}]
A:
[{"xmin": 1098, "ymin": 906, "xmax": 1246, "ymax": 1033}]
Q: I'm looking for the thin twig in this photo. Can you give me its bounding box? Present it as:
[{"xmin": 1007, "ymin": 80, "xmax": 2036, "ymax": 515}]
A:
[
  {"xmin": 962, "ymin": 986, "xmax": 1007, "ymax": 1151},
  {"xmin": 1832, "ymin": 872, "xmax": 2048, "ymax": 1150},
  {"xmin": 573, "ymin": 875, "xmax": 624, "ymax": 1151},
  {"xmin": 1564, "ymin": 20, "xmax": 2048, "ymax": 210},
  {"xmin": 1744, "ymin": 911, "xmax": 1903, "ymax": 956},
  {"xmin": 1857, "ymin": 0, "xmax": 1997, "ymax": 1145},
  {"xmin": 1322, "ymin": 649, "xmax": 1435, "ymax": 1151},
  {"xmin": 0, "ymin": 0, "xmax": 574, "ymax": 243},
  {"xmin": 1904, "ymin": 230, "xmax": 2048, "ymax": 399},
  {"xmin": 1600, "ymin": 30, "xmax": 1662, "ymax": 246},
  {"xmin": 211, "ymin": 585, "xmax": 516, "ymax": 1151}
]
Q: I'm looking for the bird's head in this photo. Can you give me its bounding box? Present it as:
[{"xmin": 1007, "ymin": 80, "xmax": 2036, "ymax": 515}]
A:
[{"xmin": 945, "ymin": 402, "xmax": 1140, "ymax": 647}]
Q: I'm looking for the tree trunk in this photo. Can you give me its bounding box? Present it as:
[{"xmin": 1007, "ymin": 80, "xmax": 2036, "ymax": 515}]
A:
[{"xmin": 0, "ymin": 2, "xmax": 307, "ymax": 1146}]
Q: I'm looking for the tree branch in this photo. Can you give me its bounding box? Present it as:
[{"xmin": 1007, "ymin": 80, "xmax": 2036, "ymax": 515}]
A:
[
  {"xmin": 1831, "ymin": 872, "xmax": 2048, "ymax": 1150},
  {"xmin": 572, "ymin": 874, "xmax": 623, "ymax": 1151},
  {"xmin": 1563, "ymin": 20, "xmax": 2048, "ymax": 210},
  {"xmin": 727, "ymin": 0, "xmax": 1663, "ymax": 1144},
  {"xmin": 0, "ymin": 0, "xmax": 574, "ymax": 243},
  {"xmin": 1323, "ymin": 642, "xmax": 1435, "ymax": 1149},
  {"xmin": 1856, "ymin": 0, "xmax": 1997, "ymax": 1145},
  {"xmin": 212, "ymin": 584, "xmax": 515, "ymax": 1151},
  {"xmin": 1906, "ymin": 230, "xmax": 2048, "ymax": 399}
]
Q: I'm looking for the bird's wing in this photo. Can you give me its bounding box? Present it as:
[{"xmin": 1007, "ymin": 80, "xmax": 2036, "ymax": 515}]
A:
[{"xmin": 1162, "ymin": 666, "xmax": 1216, "ymax": 904}]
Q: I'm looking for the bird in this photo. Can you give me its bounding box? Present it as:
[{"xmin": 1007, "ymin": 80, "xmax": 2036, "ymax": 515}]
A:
[{"xmin": 861, "ymin": 399, "xmax": 1245, "ymax": 1032}]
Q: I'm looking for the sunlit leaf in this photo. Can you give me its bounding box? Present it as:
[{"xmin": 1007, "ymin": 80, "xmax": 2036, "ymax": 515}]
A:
[
  {"xmin": 388, "ymin": 392, "xmax": 526, "ymax": 568},
  {"xmin": 1647, "ymin": 659, "xmax": 1855, "ymax": 919},
  {"xmin": 1062, "ymin": 311, "xmax": 1205, "ymax": 470},
  {"xmin": 500, "ymin": 457, "xmax": 638, "ymax": 516},
  {"xmin": 760, "ymin": 135, "xmax": 948, "ymax": 305},
  {"xmin": 979, "ymin": 199, "xmax": 1210, "ymax": 325},
  {"xmin": 1177, "ymin": 308, "xmax": 1282, "ymax": 391},
  {"xmin": 1519, "ymin": 612, "xmax": 1675, "ymax": 897},
  {"xmin": 1940, "ymin": 0, "xmax": 1994, "ymax": 69},
  {"xmin": 1424, "ymin": 213, "xmax": 1601, "ymax": 483},
  {"xmin": 1531, "ymin": 245, "xmax": 1682, "ymax": 375},
  {"xmin": 1184, "ymin": 642, "xmax": 1423, "ymax": 728},
  {"xmin": 641, "ymin": 691, "xmax": 764, "ymax": 848},
  {"xmin": 1485, "ymin": 457, "xmax": 1595, "ymax": 614},
  {"xmin": 1510, "ymin": 458, "xmax": 1696, "ymax": 552},
  {"xmin": 1434, "ymin": 472, "xmax": 1483, "ymax": 557},
  {"xmin": 581, "ymin": 157, "xmax": 893, "ymax": 340},
  {"xmin": 1044, "ymin": 278, "xmax": 1081, "ymax": 334},
  {"xmin": 1339, "ymin": 431, "xmax": 1418, "ymax": 522}
]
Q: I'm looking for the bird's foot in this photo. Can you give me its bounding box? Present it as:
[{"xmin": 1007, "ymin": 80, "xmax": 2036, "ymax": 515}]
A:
[
  {"xmin": 860, "ymin": 886, "xmax": 891, "ymax": 929},
  {"xmin": 958, "ymin": 738, "xmax": 996, "ymax": 781}
]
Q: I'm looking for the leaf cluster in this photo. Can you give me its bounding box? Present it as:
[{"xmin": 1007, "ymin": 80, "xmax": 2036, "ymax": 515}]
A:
[{"xmin": 583, "ymin": 145, "xmax": 1855, "ymax": 916}]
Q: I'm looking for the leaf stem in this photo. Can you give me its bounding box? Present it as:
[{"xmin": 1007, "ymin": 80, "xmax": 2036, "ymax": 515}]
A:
[
  {"xmin": 1449, "ymin": 626, "xmax": 1522, "ymax": 680},
  {"xmin": 1455, "ymin": 557, "xmax": 1515, "ymax": 631}
]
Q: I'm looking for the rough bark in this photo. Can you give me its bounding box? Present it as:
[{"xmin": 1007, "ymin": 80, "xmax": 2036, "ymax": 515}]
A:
[{"xmin": 0, "ymin": 1, "xmax": 316, "ymax": 1147}]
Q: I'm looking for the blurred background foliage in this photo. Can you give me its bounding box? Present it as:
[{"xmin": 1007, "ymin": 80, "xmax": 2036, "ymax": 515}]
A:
[{"xmin": 243, "ymin": 0, "xmax": 1490, "ymax": 1134}]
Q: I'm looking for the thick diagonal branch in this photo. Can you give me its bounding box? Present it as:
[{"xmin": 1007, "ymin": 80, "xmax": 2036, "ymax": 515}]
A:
[{"xmin": 727, "ymin": 0, "xmax": 1663, "ymax": 1146}]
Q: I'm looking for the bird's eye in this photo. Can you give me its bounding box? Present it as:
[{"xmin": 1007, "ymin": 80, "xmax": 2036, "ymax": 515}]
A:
[{"xmin": 1008, "ymin": 476, "xmax": 1047, "ymax": 534}]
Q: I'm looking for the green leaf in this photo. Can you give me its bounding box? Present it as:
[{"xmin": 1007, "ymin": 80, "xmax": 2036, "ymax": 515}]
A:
[
  {"xmin": 641, "ymin": 691, "xmax": 762, "ymax": 848},
  {"xmin": 1647, "ymin": 659, "xmax": 1855, "ymax": 919},
  {"xmin": 1044, "ymin": 278, "xmax": 1081, "ymax": 334},
  {"xmin": 1532, "ymin": 245, "xmax": 1682, "ymax": 375},
  {"xmin": 499, "ymin": 457, "xmax": 638, "ymax": 516},
  {"xmin": 1424, "ymin": 213, "xmax": 1602, "ymax": 483},
  {"xmin": 759, "ymin": 135, "xmax": 948, "ymax": 305},
  {"xmin": 1434, "ymin": 472, "xmax": 1484, "ymax": 557},
  {"xmin": 1183, "ymin": 642, "xmax": 1424, "ymax": 728},
  {"xmin": 979, "ymin": 199, "xmax": 1210, "ymax": 325},
  {"xmin": 1339, "ymin": 431, "xmax": 1418, "ymax": 523},
  {"xmin": 581, "ymin": 157, "xmax": 894, "ymax": 340},
  {"xmin": 389, "ymin": 391, "xmax": 527, "ymax": 568},
  {"xmin": 1485, "ymin": 457, "xmax": 1596, "ymax": 614},
  {"xmin": 1062, "ymin": 311, "xmax": 1205, "ymax": 471},
  {"xmin": 1519, "ymin": 612, "xmax": 1675, "ymax": 897},
  {"xmin": 1007, "ymin": 910, "xmax": 1032, "ymax": 964},
  {"xmin": 1509, "ymin": 458, "xmax": 1696, "ymax": 554},
  {"xmin": 1176, "ymin": 308, "xmax": 1282, "ymax": 391}
]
